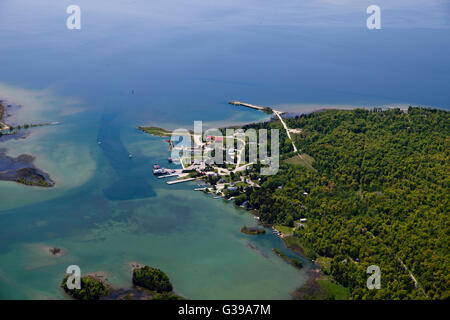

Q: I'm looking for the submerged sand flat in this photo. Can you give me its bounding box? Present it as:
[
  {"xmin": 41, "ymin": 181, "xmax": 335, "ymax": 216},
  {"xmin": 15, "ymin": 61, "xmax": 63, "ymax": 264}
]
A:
[
  {"xmin": 0, "ymin": 150, "xmax": 54, "ymax": 187},
  {"xmin": 0, "ymin": 123, "xmax": 309, "ymax": 299}
]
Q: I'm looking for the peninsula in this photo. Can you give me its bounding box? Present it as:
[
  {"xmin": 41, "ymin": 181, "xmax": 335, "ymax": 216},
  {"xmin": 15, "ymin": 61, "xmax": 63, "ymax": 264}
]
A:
[
  {"xmin": 139, "ymin": 101, "xmax": 449, "ymax": 300},
  {"xmin": 0, "ymin": 100, "xmax": 55, "ymax": 187}
]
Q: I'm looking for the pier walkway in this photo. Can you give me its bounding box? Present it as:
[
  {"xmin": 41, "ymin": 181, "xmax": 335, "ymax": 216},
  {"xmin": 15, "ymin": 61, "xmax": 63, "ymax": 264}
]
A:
[{"xmin": 166, "ymin": 178, "xmax": 195, "ymax": 185}]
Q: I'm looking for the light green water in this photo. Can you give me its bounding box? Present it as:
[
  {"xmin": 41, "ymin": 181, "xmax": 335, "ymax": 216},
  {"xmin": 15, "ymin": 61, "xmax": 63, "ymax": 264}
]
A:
[{"xmin": 0, "ymin": 99, "xmax": 309, "ymax": 300}]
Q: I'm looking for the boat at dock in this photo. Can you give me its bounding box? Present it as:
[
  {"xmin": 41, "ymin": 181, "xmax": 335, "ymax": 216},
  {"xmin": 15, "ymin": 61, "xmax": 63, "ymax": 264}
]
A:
[
  {"xmin": 153, "ymin": 169, "xmax": 165, "ymax": 175},
  {"xmin": 168, "ymin": 157, "xmax": 173, "ymax": 163}
]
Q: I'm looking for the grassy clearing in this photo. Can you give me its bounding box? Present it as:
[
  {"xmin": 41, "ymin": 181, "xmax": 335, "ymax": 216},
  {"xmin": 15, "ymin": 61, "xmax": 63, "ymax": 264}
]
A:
[
  {"xmin": 294, "ymin": 275, "xmax": 350, "ymax": 300},
  {"xmin": 274, "ymin": 225, "xmax": 294, "ymax": 236},
  {"xmin": 284, "ymin": 153, "xmax": 315, "ymax": 171},
  {"xmin": 316, "ymin": 256, "xmax": 332, "ymax": 274},
  {"xmin": 317, "ymin": 279, "xmax": 350, "ymax": 300},
  {"xmin": 235, "ymin": 181, "xmax": 249, "ymax": 188}
]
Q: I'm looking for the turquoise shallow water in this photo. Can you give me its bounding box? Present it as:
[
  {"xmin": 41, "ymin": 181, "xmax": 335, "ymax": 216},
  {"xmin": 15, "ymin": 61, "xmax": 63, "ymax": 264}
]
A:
[
  {"xmin": 0, "ymin": 108, "xmax": 308, "ymax": 299},
  {"xmin": 0, "ymin": 0, "xmax": 449, "ymax": 299}
]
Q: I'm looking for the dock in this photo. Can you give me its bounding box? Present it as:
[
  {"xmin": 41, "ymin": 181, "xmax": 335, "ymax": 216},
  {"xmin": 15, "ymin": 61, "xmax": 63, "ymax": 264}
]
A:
[
  {"xmin": 166, "ymin": 178, "xmax": 195, "ymax": 185},
  {"xmin": 229, "ymin": 101, "xmax": 265, "ymax": 111},
  {"xmin": 158, "ymin": 174, "xmax": 179, "ymax": 179},
  {"xmin": 229, "ymin": 100, "xmax": 284, "ymax": 115}
]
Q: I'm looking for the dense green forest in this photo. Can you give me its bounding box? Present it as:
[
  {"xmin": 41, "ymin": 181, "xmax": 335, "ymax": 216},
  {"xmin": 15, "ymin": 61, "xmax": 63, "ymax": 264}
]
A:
[
  {"xmin": 61, "ymin": 275, "xmax": 109, "ymax": 300},
  {"xmin": 132, "ymin": 266, "xmax": 173, "ymax": 293},
  {"xmin": 241, "ymin": 107, "xmax": 449, "ymax": 300}
]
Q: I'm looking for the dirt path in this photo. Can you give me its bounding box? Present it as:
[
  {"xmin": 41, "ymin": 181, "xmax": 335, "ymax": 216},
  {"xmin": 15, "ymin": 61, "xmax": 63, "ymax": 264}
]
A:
[{"xmin": 274, "ymin": 110, "xmax": 298, "ymax": 152}]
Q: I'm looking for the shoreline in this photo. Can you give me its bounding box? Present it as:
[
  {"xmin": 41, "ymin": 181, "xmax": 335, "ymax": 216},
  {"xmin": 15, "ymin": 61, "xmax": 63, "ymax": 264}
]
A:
[
  {"xmin": 98, "ymin": 103, "xmax": 448, "ymax": 299},
  {"xmin": 139, "ymin": 101, "xmax": 331, "ymax": 299},
  {"xmin": 0, "ymin": 99, "xmax": 56, "ymax": 187},
  {"xmin": 138, "ymin": 101, "xmax": 406, "ymax": 299}
]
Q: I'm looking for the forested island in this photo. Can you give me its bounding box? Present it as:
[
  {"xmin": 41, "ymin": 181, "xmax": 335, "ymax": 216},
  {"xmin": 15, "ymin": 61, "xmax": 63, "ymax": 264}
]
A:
[
  {"xmin": 235, "ymin": 107, "xmax": 449, "ymax": 300},
  {"xmin": 132, "ymin": 265, "xmax": 183, "ymax": 299},
  {"xmin": 61, "ymin": 265, "xmax": 183, "ymax": 300},
  {"xmin": 61, "ymin": 274, "xmax": 110, "ymax": 300}
]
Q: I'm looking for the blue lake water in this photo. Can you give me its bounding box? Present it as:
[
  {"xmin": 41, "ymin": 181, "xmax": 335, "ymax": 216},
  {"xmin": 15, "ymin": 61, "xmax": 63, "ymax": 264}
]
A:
[{"xmin": 0, "ymin": 0, "xmax": 449, "ymax": 299}]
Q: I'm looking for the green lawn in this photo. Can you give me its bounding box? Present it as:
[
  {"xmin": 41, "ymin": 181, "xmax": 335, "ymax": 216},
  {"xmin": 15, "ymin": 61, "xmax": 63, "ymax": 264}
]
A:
[
  {"xmin": 317, "ymin": 279, "xmax": 350, "ymax": 300},
  {"xmin": 274, "ymin": 225, "xmax": 294, "ymax": 236},
  {"xmin": 235, "ymin": 182, "xmax": 249, "ymax": 188},
  {"xmin": 284, "ymin": 153, "xmax": 315, "ymax": 171},
  {"xmin": 316, "ymin": 256, "xmax": 332, "ymax": 274}
]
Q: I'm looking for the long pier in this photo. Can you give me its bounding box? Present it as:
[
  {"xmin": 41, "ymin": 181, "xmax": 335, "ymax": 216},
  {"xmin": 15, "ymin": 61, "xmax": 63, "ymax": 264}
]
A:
[
  {"xmin": 229, "ymin": 100, "xmax": 284, "ymax": 115},
  {"xmin": 229, "ymin": 101, "xmax": 265, "ymax": 111},
  {"xmin": 166, "ymin": 178, "xmax": 195, "ymax": 185}
]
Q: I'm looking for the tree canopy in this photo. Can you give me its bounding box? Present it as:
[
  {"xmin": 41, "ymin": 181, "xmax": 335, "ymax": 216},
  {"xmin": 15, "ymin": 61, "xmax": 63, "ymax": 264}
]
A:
[
  {"xmin": 242, "ymin": 107, "xmax": 449, "ymax": 299},
  {"xmin": 132, "ymin": 266, "xmax": 173, "ymax": 293}
]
